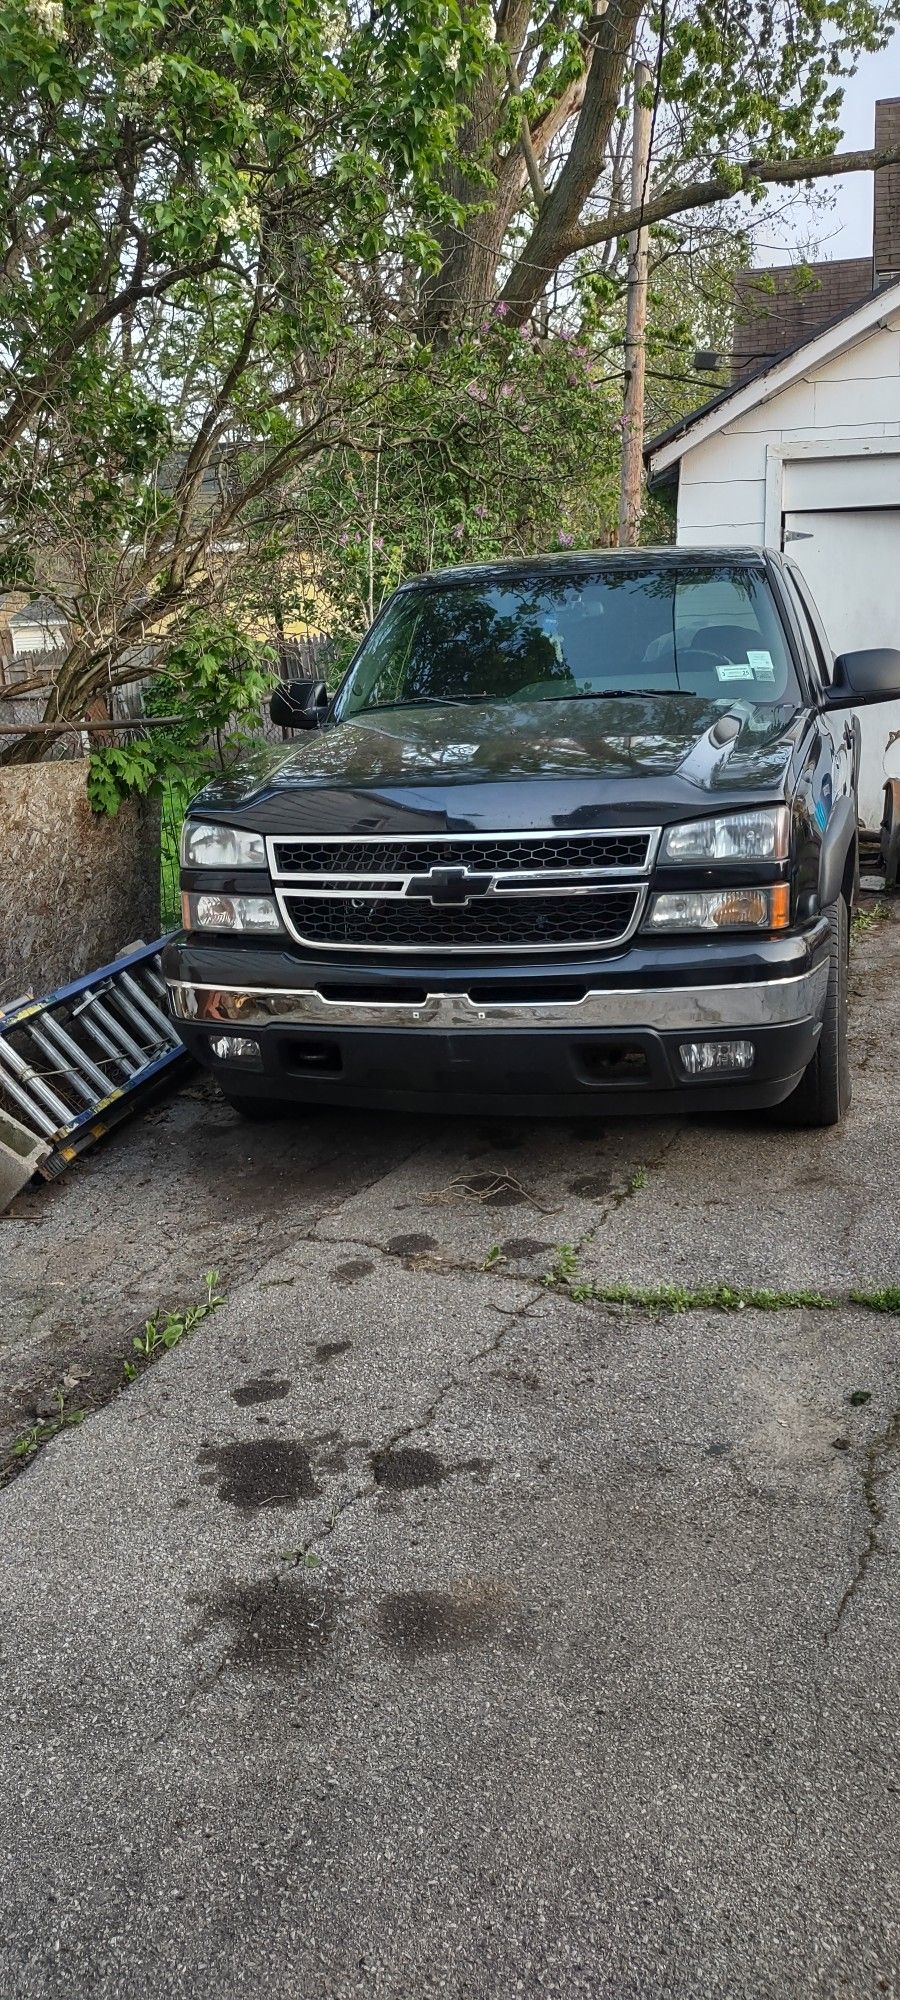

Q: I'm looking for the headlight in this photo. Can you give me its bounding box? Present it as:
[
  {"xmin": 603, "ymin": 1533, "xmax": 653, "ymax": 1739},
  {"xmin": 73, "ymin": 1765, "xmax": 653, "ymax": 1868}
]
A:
[
  {"xmin": 180, "ymin": 820, "xmax": 267, "ymax": 870},
  {"xmin": 661, "ymin": 807, "xmax": 789, "ymax": 864},
  {"xmin": 181, "ymin": 892, "xmax": 282, "ymax": 934},
  {"xmin": 646, "ymin": 886, "xmax": 790, "ymax": 932}
]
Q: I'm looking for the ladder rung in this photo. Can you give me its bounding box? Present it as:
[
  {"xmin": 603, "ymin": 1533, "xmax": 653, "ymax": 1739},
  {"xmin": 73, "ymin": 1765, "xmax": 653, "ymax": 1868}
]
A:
[
  {"xmin": 26, "ymin": 1021, "xmax": 98, "ymax": 1107},
  {"xmin": 0, "ymin": 1036, "xmax": 72, "ymax": 1129},
  {"xmin": 34, "ymin": 1013, "xmax": 112, "ymax": 1098},
  {"xmin": 119, "ymin": 970, "xmax": 180, "ymax": 1046},
  {"xmin": 74, "ymin": 990, "xmax": 146, "ymax": 1068}
]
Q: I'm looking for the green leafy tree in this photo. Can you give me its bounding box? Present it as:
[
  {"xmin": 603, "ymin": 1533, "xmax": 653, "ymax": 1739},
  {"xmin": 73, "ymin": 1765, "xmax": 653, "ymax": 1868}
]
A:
[
  {"xmin": 297, "ymin": 321, "xmax": 621, "ymax": 643},
  {"xmin": 3, "ymin": 0, "xmax": 900, "ymax": 775},
  {"xmin": 425, "ymin": 1, "xmax": 900, "ymax": 334},
  {"xmin": 570, "ymin": 216, "xmax": 752, "ymax": 439},
  {"xmin": 0, "ymin": 0, "xmax": 492, "ymax": 761},
  {"xmin": 85, "ymin": 614, "xmax": 276, "ymax": 812}
]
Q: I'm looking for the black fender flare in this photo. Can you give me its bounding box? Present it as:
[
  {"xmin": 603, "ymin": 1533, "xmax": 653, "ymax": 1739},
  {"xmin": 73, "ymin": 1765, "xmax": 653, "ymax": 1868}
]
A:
[{"xmin": 818, "ymin": 794, "xmax": 857, "ymax": 911}]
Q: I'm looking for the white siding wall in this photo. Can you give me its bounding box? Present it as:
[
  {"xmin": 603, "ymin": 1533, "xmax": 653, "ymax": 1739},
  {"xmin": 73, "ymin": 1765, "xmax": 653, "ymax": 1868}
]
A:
[{"xmin": 675, "ymin": 313, "xmax": 900, "ymax": 547}]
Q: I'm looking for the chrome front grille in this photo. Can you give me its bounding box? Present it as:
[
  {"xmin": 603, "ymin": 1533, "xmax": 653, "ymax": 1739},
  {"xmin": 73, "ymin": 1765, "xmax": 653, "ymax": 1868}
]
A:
[
  {"xmin": 271, "ymin": 831, "xmax": 654, "ymax": 877},
  {"xmin": 267, "ymin": 828, "xmax": 658, "ymax": 955}
]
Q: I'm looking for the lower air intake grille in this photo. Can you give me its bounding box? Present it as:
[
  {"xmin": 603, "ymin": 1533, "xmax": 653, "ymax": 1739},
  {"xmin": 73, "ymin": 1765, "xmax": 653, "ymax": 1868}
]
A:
[{"xmin": 280, "ymin": 890, "xmax": 641, "ymax": 953}]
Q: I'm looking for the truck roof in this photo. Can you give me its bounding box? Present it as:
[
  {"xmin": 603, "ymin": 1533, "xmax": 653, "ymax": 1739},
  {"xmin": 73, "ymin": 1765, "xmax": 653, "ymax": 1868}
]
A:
[{"xmin": 399, "ymin": 547, "xmax": 769, "ymax": 591}]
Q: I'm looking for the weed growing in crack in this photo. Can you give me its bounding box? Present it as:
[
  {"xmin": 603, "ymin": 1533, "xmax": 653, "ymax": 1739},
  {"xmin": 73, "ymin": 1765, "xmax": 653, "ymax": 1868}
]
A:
[
  {"xmin": 630, "ymin": 1167, "xmax": 648, "ymax": 1191},
  {"xmin": 482, "ymin": 1245, "xmax": 507, "ymax": 1270},
  {"xmin": 540, "ymin": 1246, "xmax": 888, "ymax": 1315},
  {"xmin": 850, "ymin": 1286, "xmax": 900, "ymax": 1313},
  {"xmin": 851, "ymin": 901, "xmax": 888, "ymax": 938},
  {"xmin": 2, "ymin": 1273, "xmax": 225, "ymax": 1491},
  {"xmin": 10, "ymin": 1390, "xmax": 85, "ymax": 1471},
  {"xmin": 589, "ymin": 1282, "xmax": 837, "ymax": 1314},
  {"xmin": 123, "ymin": 1271, "xmax": 224, "ymax": 1382},
  {"xmin": 544, "ymin": 1243, "xmax": 580, "ymax": 1288}
]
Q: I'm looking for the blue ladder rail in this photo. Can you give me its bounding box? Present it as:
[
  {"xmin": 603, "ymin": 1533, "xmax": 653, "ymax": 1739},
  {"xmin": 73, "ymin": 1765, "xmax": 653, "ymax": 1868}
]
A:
[{"xmin": 0, "ymin": 936, "xmax": 188, "ymax": 1174}]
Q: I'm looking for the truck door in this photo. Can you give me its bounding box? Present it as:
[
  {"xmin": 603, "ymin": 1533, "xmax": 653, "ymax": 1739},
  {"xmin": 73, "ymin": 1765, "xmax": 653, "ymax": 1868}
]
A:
[{"xmin": 783, "ymin": 506, "xmax": 900, "ymax": 832}]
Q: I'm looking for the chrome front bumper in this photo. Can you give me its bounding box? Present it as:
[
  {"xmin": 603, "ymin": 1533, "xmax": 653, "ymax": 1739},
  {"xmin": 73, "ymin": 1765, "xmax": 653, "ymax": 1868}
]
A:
[{"xmin": 167, "ymin": 963, "xmax": 828, "ymax": 1035}]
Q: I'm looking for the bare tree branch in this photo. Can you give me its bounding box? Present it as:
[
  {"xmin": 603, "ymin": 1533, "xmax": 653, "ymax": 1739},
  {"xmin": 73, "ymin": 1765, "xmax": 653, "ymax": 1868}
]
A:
[{"xmin": 562, "ymin": 142, "xmax": 900, "ymax": 258}]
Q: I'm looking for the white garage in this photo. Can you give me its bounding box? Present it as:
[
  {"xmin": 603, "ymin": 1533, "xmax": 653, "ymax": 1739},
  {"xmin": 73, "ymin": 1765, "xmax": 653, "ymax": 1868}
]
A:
[{"xmin": 647, "ymin": 276, "xmax": 900, "ymax": 832}]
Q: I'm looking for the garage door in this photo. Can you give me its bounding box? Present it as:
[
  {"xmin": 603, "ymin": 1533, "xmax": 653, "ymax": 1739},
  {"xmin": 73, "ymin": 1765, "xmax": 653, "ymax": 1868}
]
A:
[{"xmin": 783, "ymin": 507, "xmax": 900, "ymax": 830}]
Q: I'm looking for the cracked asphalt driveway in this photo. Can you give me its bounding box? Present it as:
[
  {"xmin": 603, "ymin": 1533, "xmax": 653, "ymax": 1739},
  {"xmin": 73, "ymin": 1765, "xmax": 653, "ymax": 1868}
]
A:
[{"xmin": 2, "ymin": 913, "xmax": 900, "ymax": 1999}]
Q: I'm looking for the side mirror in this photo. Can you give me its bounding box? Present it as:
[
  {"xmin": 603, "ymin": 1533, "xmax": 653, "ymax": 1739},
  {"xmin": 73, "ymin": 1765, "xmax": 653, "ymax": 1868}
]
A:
[
  {"xmin": 824, "ymin": 648, "xmax": 900, "ymax": 708},
  {"xmin": 269, "ymin": 678, "xmax": 328, "ymax": 730}
]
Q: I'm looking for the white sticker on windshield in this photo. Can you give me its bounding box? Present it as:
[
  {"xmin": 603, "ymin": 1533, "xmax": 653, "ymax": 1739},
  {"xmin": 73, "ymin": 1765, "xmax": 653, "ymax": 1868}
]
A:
[
  {"xmin": 748, "ymin": 650, "xmax": 776, "ymax": 678},
  {"xmin": 716, "ymin": 662, "xmax": 754, "ymax": 681}
]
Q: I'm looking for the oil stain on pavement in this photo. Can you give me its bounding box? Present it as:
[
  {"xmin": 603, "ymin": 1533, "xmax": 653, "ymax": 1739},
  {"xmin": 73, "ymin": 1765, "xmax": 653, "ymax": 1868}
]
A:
[
  {"xmin": 197, "ymin": 1438, "xmax": 321, "ymax": 1507},
  {"xmin": 371, "ymin": 1445, "xmax": 446, "ymax": 1490},
  {"xmin": 231, "ymin": 1377, "xmax": 292, "ymax": 1406},
  {"xmin": 378, "ymin": 1582, "xmax": 511, "ymax": 1658},
  {"xmin": 188, "ymin": 1574, "xmax": 339, "ymax": 1674}
]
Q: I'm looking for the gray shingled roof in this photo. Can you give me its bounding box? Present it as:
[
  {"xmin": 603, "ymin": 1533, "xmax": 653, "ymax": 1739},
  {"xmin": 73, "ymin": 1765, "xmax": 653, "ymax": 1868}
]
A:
[{"xmin": 644, "ymin": 273, "xmax": 900, "ymax": 473}]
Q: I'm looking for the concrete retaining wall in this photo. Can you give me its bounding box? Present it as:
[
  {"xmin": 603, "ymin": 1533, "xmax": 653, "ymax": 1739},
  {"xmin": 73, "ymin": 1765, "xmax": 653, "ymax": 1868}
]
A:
[{"xmin": 0, "ymin": 763, "xmax": 160, "ymax": 1004}]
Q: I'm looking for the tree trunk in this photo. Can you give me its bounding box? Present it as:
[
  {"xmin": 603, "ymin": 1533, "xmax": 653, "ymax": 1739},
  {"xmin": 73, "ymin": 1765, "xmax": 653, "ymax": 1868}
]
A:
[
  {"xmin": 499, "ymin": 0, "xmax": 641, "ymax": 323},
  {"xmin": 421, "ymin": 63, "xmax": 512, "ymax": 340}
]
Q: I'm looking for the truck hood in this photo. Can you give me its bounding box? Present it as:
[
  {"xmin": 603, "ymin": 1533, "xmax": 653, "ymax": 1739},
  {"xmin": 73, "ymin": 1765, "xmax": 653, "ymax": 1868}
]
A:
[{"xmin": 191, "ymin": 694, "xmax": 808, "ymax": 834}]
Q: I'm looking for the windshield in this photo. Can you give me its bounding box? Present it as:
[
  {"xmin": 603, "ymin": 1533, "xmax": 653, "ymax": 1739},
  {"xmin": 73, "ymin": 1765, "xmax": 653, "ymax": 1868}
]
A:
[{"xmin": 332, "ymin": 564, "xmax": 800, "ymax": 721}]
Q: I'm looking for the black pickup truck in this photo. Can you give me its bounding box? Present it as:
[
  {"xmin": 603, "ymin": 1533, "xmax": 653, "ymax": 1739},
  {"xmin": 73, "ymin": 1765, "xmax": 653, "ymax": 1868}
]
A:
[{"xmin": 164, "ymin": 547, "xmax": 900, "ymax": 1126}]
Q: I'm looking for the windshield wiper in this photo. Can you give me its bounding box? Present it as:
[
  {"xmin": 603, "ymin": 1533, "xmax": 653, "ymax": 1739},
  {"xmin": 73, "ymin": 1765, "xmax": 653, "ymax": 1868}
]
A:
[
  {"xmin": 553, "ymin": 687, "xmax": 687, "ymax": 701},
  {"xmin": 362, "ymin": 695, "xmax": 491, "ymax": 712}
]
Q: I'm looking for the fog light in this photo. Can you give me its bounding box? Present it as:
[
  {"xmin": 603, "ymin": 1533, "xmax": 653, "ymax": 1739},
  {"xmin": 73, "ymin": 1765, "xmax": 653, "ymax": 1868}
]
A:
[
  {"xmin": 679, "ymin": 1039, "xmax": 755, "ymax": 1076},
  {"xmin": 208, "ymin": 1033, "xmax": 262, "ymax": 1066}
]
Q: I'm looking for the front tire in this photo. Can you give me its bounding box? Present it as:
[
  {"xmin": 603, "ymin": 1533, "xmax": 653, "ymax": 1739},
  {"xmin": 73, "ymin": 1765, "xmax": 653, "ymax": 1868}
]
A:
[{"xmin": 779, "ymin": 895, "xmax": 851, "ymax": 1129}]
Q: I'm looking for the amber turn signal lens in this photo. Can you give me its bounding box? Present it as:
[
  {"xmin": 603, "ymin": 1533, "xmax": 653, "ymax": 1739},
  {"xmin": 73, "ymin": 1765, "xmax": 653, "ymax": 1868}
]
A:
[
  {"xmin": 711, "ymin": 889, "xmax": 768, "ymax": 928},
  {"xmin": 712, "ymin": 886, "xmax": 789, "ymax": 930},
  {"xmin": 647, "ymin": 884, "xmax": 791, "ymax": 932}
]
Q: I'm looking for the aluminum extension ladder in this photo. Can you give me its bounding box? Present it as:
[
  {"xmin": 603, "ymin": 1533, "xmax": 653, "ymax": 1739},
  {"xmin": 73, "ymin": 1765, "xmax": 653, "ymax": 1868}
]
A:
[{"xmin": 0, "ymin": 938, "xmax": 187, "ymax": 1183}]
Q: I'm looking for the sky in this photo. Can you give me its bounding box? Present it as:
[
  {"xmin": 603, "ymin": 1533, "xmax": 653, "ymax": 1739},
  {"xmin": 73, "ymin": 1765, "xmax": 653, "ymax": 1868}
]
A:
[{"xmin": 758, "ymin": 32, "xmax": 900, "ymax": 265}]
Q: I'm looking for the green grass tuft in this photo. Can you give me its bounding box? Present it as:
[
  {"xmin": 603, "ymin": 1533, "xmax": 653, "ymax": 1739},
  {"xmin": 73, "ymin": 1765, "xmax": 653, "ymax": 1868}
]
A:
[
  {"xmin": 544, "ymin": 1248, "xmax": 900, "ymax": 1317},
  {"xmin": 849, "ymin": 1286, "xmax": 900, "ymax": 1313},
  {"xmin": 589, "ymin": 1282, "xmax": 836, "ymax": 1313}
]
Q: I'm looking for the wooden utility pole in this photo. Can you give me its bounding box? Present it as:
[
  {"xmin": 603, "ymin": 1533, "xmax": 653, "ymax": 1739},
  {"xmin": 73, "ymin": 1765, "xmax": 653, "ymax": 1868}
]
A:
[{"xmin": 618, "ymin": 62, "xmax": 652, "ymax": 547}]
